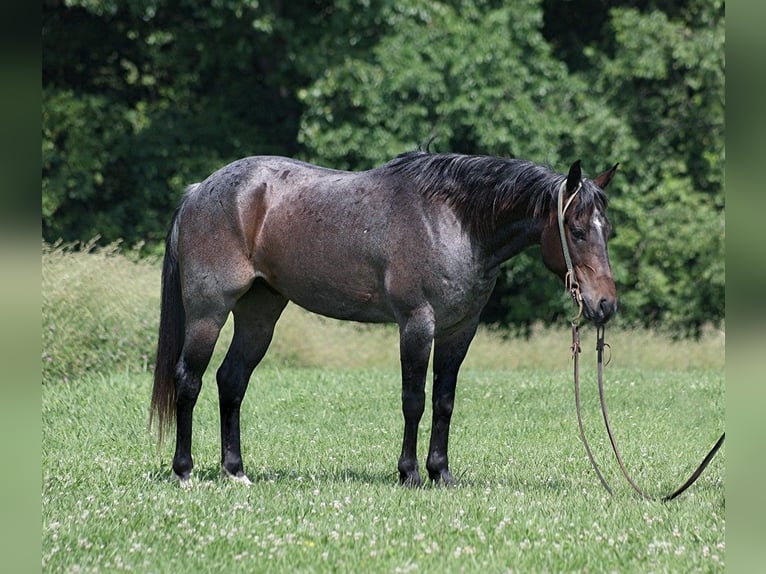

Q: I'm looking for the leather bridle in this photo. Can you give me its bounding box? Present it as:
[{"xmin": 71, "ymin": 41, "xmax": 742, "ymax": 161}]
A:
[
  {"xmin": 557, "ymin": 179, "xmax": 725, "ymax": 501},
  {"xmin": 556, "ymin": 179, "xmax": 584, "ymax": 323}
]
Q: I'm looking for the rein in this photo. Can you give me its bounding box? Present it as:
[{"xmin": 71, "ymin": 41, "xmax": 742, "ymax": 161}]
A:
[{"xmin": 557, "ymin": 180, "xmax": 725, "ymax": 501}]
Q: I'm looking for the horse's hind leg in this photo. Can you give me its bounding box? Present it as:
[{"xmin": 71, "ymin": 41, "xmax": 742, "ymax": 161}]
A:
[
  {"xmin": 173, "ymin": 312, "xmax": 229, "ymax": 483},
  {"xmin": 173, "ymin": 256, "xmax": 253, "ymax": 483},
  {"xmin": 216, "ymin": 281, "xmax": 287, "ymax": 483}
]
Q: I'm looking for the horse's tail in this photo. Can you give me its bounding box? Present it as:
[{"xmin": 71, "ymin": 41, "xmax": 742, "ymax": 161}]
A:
[{"xmin": 150, "ymin": 192, "xmax": 191, "ymax": 446}]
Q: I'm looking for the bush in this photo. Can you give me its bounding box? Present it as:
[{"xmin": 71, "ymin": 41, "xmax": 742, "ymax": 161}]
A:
[{"xmin": 42, "ymin": 240, "xmax": 160, "ymax": 383}]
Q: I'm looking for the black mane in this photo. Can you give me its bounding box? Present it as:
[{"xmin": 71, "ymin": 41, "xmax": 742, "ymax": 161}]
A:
[{"xmin": 383, "ymin": 151, "xmax": 607, "ymax": 238}]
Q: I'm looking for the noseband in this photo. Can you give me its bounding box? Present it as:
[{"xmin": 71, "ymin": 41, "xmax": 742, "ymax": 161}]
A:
[{"xmin": 557, "ymin": 179, "xmax": 725, "ymax": 500}]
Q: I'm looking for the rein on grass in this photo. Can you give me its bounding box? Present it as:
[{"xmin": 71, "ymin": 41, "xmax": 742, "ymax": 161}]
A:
[{"xmin": 570, "ymin": 323, "xmax": 725, "ymax": 501}]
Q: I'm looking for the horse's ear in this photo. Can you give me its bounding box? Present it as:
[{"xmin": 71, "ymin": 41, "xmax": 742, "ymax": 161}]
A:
[
  {"xmin": 566, "ymin": 160, "xmax": 582, "ymax": 192},
  {"xmin": 592, "ymin": 163, "xmax": 619, "ymax": 190}
]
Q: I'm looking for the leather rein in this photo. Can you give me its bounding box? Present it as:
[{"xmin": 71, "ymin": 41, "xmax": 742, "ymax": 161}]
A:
[{"xmin": 557, "ymin": 180, "xmax": 725, "ymax": 501}]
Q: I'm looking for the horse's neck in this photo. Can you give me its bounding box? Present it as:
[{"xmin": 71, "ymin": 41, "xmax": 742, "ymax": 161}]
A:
[{"xmin": 482, "ymin": 216, "xmax": 546, "ymax": 269}]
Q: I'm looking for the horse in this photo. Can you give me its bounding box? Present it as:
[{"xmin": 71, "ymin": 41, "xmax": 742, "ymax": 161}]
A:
[{"xmin": 150, "ymin": 151, "xmax": 619, "ymax": 486}]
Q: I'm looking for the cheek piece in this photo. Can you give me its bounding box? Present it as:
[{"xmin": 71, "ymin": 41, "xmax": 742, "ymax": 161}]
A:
[{"xmin": 556, "ymin": 178, "xmax": 583, "ymax": 324}]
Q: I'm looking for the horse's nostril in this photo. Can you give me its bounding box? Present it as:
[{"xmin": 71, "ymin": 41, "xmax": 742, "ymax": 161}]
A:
[{"xmin": 599, "ymin": 298, "xmax": 616, "ymax": 318}]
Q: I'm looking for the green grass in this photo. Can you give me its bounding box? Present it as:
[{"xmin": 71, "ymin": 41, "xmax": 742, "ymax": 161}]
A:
[
  {"xmin": 43, "ymin": 362, "xmax": 724, "ymax": 572},
  {"xmin": 42, "ymin": 243, "xmax": 725, "ymax": 571}
]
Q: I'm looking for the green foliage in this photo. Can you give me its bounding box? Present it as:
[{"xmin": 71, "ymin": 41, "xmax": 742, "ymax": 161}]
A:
[
  {"xmin": 588, "ymin": 1, "xmax": 725, "ymax": 334},
  {"xmin": 42, "ymin": 0, "xmax": 725, "ymax": 335},
  {"xmin": 43, "ymin": 0, "xmax": 302, "ymax": 245},
  {"xmin": 612, "ymin": 176, "xmax": 725, "ymax": 336},
  {"xmin": 298, "ymin": 0, "xmax": 576, "ymax": 167}
]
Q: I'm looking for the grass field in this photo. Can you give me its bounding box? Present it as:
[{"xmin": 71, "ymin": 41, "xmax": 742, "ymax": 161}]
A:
[
  {"xmin": 42, "ymin": 244, "xmax": 725, "ymax": 572},
  {"xmin": 42, "ymin": 360, "xmax": 724, "ymax": 572}
]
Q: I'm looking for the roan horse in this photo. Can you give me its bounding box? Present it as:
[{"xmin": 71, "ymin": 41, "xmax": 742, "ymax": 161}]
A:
[{"xmin": 151, "ymin": 151, "xmax": 619, "ymax": 486}]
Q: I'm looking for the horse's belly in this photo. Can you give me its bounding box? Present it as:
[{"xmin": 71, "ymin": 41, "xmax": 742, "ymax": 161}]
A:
[
  {"xmin": 294, "ymin": 293, "xmax": 394, "ymax": 323},
  {"xmin": 257, "ymin": 265, "xmax": 394, "ymax": 323}
]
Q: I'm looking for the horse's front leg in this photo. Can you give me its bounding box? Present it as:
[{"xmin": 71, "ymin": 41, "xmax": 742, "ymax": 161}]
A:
[
  {"xmin": 397, "ymin": 307, "xmax": 435, "ymax": 487},
  {"xmin": 426, "ymin": 321, "xmax": 479, "ymax": 485}
]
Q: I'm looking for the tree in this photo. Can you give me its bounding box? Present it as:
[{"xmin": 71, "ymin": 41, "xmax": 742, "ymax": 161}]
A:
[
  {"xmin": 43, "ymin": 0, "xmax": 303, "ymax": 245},
  {"xmin": 42, "ymin": 0, "xmax": 724, "ymax": 334},
  {"xmin": 588, "ymin": 0, "xmax": 725, "ymax": 335}
]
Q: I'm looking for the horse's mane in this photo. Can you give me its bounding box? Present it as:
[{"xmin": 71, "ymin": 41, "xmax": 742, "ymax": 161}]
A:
[{"xmin": 383, "ymin": 151, "xmax": 607, "ymax": 239}]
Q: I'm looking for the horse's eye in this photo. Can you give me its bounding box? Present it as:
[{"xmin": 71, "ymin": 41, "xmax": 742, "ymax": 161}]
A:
[{"xmin": 570, "ymin": 226, "xmax": 587, "ymax": 241}]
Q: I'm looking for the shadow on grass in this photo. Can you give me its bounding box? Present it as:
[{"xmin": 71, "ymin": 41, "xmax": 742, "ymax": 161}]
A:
[
  {"xmin": 146, "ymin": 463, "xmax": 400, "ymax": 487},
  {"xmin": 250, "ymin": 466, "xmax": 400, "ymax": 486},
  {"xmin": 145, "ymin": 462, "xmax": 591, "ymax": 494}
]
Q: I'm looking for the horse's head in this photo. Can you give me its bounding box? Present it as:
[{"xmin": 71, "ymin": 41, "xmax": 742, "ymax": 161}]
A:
[{"xmin": 541, "ymin": 161, "xmax": 619, "ymax": 326}]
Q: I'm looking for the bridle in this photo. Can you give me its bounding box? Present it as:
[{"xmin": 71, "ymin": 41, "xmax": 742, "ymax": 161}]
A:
[
  {"xmin": 556, "ymin": 179, "xmax": 583, "ymax": 323},
  {"xmin": 556, "ymin": 179, "xmax": 725, "ymax": 501}
]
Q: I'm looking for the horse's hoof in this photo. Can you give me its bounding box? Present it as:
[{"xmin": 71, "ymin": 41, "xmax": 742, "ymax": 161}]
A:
[
  {"xmin": 433, "ymin": 472, "xmax": 456, "ymax": 487},
  {"xmin": 222, "ymin": 467, "xmax": 253, "ymax": 486},
  {"xmin": 427, "ymin": 465, "xmax": 456, "ymax": 486},
  {"xmin": 400, "ymin": 473, "xmax": 423, "ymax": 488},
  {"xmin": 171, "ymin": 470, "xmax": 193, "ymax": 488}
]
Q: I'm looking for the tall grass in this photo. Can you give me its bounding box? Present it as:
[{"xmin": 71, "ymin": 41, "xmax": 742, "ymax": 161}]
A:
[
  {"xmin": 42, "ymin": 242, "xmax": 724, "ymax": 384},
  {"xmin": 42, "ymin": 241, "xmax": 160, "ymax": 383}
]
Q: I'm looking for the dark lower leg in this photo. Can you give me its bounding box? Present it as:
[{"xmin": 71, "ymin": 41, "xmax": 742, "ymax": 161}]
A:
[
  {"xmin": 397, "ymin": 310, "xmax": 434, "ymax": 486},
  {"xmin": 219, "ymin": 402, "xmax": 245, "ymax": 476},
  {"xmin": 426, "ymin": 374, "xmax": 456, "ymax": 484},
  {"xmin": 398, "ymin": 386, "xmax": 426, "ymax": 486},
  {"xmin": 173, "ymin": 363, "xmax": 202, "ymax": 480},
  {"xmin": 217, "ymin": 285, "xmax": 286, "ymax": 481},
  {"xmin": 171, "ymin": 318, "xmax": 222, "ymax": 481},
  {"xmin": 426, "ymin": 324, "xmax": 477, "ymax": 484},
  {"xmin": 217, "ymin": 359, "xmax": 250, "ymax": 478}
]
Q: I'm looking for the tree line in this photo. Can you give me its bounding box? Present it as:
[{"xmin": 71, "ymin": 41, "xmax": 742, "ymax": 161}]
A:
[{"xmin": 42, "ymin": 0, "xmax": 724, "ymax": 335}]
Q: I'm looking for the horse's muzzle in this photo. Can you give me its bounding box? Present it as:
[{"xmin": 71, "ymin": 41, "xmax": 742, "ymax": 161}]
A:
[{"xmin": 584, "ymin": 296, "xmax": 618, "ymax": 326}]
